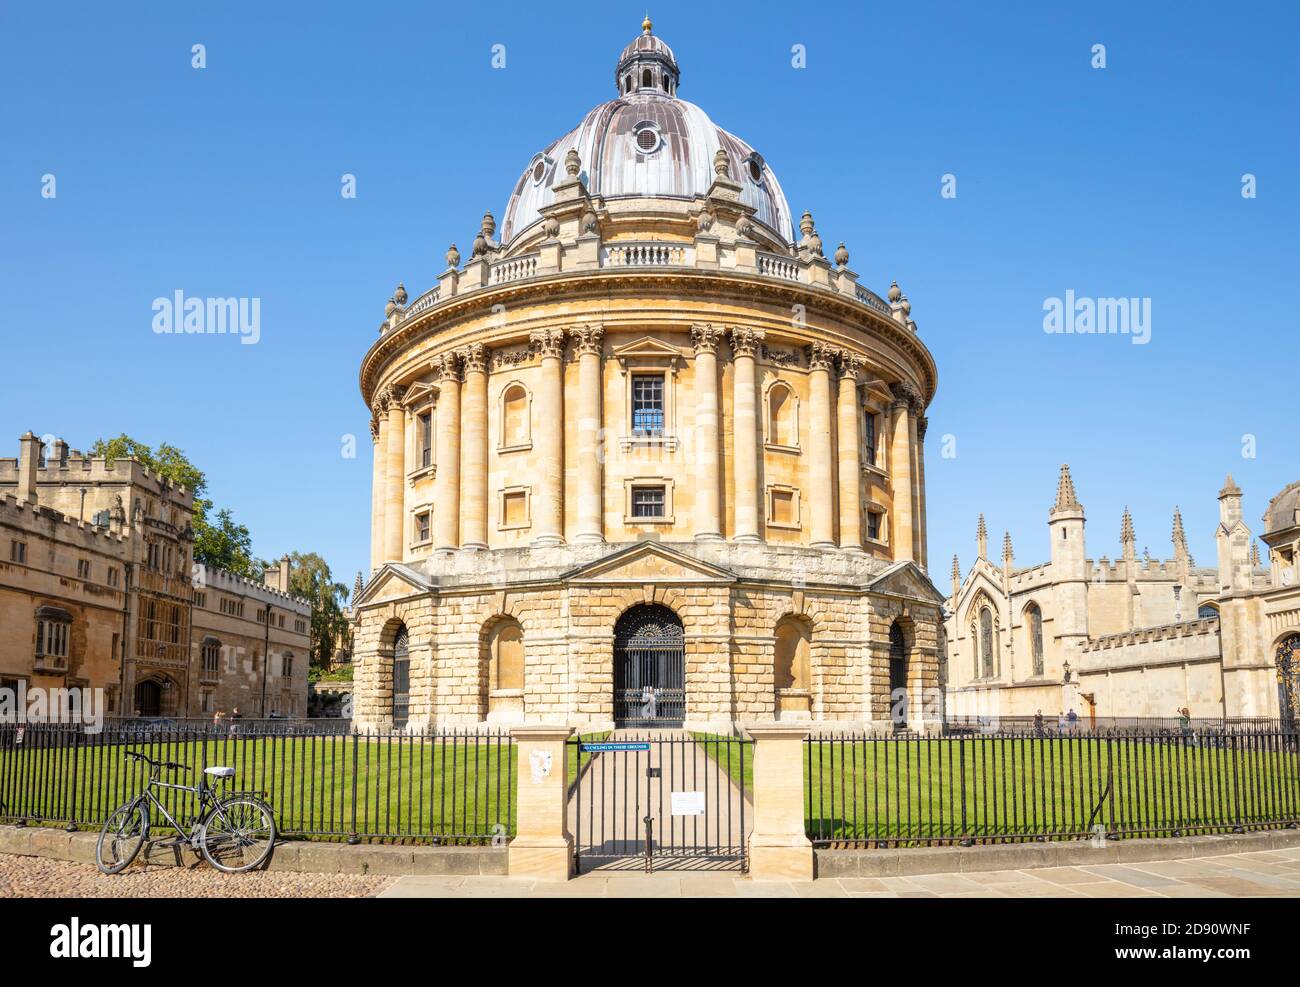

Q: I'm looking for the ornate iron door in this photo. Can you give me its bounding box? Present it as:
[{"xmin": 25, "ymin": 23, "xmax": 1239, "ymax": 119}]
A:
[
  {"xmin": 391, "ymin": 626, "xmax": 410, "ymax": 729},
  {"xmin": 614, "ymin": 605, "xmax": 685, "ymax": 727}
]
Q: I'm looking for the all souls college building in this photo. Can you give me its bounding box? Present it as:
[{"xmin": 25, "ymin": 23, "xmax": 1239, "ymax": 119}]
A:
[{"xmin": 351, "ymin": 20, "xmax": 945, "ymax": 732}]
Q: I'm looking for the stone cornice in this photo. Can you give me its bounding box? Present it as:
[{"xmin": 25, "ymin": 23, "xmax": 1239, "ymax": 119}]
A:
[{"xmin": 359, "ymin": 267, "xmax": 938, "ymax": 411}]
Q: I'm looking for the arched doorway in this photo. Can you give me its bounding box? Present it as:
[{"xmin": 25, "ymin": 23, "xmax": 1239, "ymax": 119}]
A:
[
  {"xmin": 134, "ymin": 679, "xmax": 162, "ymax": 718},
  {"xmin": 889, "ymin": 621, "xmax": 909, "ymax": 730},
  {"xmin": 1277, "ymin": 634, "xmax": 1300, "ymax": 725},
  {"xmin": 614, "ymin": 604, "xmax": 684, "ymax": 727},
  {"xmin": 391, "ymin": 624, "xmax": 410, "ymax": 729}
]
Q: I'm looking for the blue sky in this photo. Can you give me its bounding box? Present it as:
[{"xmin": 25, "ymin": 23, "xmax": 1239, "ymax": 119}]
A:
[{"xmin": 1, "ymin": 0, "xmax": 1296, "ymax": 588}]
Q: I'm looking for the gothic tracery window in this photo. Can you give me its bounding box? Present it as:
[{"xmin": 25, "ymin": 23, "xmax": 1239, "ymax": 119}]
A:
[
  {"xmin": 979, "ymin": 607, "xmax": 994, "ymax": 678},
  {"xmin": 1027, "ymin": 603, "xmax": 1044, "ymax": 677}
]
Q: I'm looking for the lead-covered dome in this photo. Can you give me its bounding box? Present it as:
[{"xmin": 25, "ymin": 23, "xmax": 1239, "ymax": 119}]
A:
[{"xmin": 501, "ymin": 20, "xmax": 794, "ymax": 246}]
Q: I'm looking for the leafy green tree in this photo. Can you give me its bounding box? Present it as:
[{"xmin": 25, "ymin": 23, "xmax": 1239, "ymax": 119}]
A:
[
  {"xmin": 90, "ymin": 433, "xmax": 260, "ymax": 578},
  {"xmin": 287, "ymin": 552, "xmax": 351, "ymax": 666}
]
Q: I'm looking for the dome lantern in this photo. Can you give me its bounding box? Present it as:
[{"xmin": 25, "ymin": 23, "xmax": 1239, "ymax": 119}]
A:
[{"xmin": 615, "ymin": 17, "xmax": 680, "ymax": 97}]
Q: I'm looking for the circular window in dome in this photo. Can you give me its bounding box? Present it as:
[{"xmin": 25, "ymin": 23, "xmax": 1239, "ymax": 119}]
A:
[
  {"xmin": 533, "ymin": 161, "xmax": 546, "ymax": 182},
  {"xmin": 745, "ymin": 154, "xmax": 765, "ymax": 184},
  {"xmin": 632, "ymin": 122, "xmax": 662, "ymax": 155},
  {"xmin": 528, "ymin": 154, "xmax": 552, "ymax": 186}
]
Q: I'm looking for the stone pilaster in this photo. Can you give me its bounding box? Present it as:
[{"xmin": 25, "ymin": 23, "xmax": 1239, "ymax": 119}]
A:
[
  {"xmin": 434, "ymin": 352, "xmax": 462, "ymax": 551},
  {"xmin": 571, "ymin": 324, "xmax": 604, "ymax": 544},
  {"xmin": 383, "ymin": 385, "xmax": 406, "ymax": 563},
  {"xmin": 459, "ymin": 343, "xmax": 489, "ymax": 550},
  {"xmin": 369, "ymin": 412, "xmax": 385, "ymax": 572},
  {"xmin": 531, "ymin": 328, "xmax": 566, "ymax": 546},
  {"xmin": 691, "ymin": 323, "xmax": 726, "ymax": 541},
  {"xmin": 890, "ymin": 383, "xmax": 917, "ymax": 562},
  {"xmin": 836, "ymin": 352, "xmax": 864, "ymax": 552},
  {"xmin": 807, "ymin": 342, "xmax": 837, "ymax": 549},
  {"xmin": 915, "ymin": 415, "xmax": 929, "ymax": 570},
  {"xmin": 729, "ymin": 328, "xmax": 764, "ymax": 543}
]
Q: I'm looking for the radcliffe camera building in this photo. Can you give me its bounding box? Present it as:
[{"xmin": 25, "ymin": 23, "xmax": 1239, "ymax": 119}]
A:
[
  {"xmin": 352, "ymin": 20, "xmax": 944, "ymax": 731},
  {"xmin": 0, "ymin": 432, "xmax": 310, "ymax": 718}
]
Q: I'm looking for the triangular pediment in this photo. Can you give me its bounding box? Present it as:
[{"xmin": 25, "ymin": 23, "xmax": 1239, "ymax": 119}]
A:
[
  {"xmin": 563, "ymin": 542, "xmax": 736, "ymax": 584},
  {"xmin": 951, "ymin": 564, "xmax": 1006, "ymax": 622},
  {"xmin": 354, "ymin": 563, "xmax": 433, "ymax": 608},
  {"xmin": 863, "ymin": 560, "xmax": 947, "ymax": 606},
  {"xmin": 613, "ymin": 335, "xmax": 685, "ymax": 370}
]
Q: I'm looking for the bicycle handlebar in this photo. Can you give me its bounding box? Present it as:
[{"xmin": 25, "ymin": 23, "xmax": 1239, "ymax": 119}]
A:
[{"xmin": 124, "ymin": 751, "xmax": 186, "ymax": 772}]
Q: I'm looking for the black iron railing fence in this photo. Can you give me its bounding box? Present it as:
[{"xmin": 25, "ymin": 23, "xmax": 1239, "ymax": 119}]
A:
[
  {"xmin": 0, "ymin": 723, "xmax": 514, "ymax": 844},
  {"xmin": 942, "ymin": 715, "xmax": 1287, "ymax": 736},
  {"xmin": 806, "ymin": 728, "xmax": 1300, "ymax": 847}
]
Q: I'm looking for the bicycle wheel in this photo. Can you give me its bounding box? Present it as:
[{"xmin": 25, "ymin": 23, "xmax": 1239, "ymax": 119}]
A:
[
  {"xmin": 96, "ymin": 801, "xmax": 148, "ymax": 875},
  {"xmin": 199, "ymin": 796, "xmax": 277, "ymax": 873}
]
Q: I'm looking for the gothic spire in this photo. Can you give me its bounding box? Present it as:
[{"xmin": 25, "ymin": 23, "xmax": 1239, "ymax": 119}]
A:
[
  {"xmin": 1172, "ymin": 506, "xmax": 1191, "ymax": 562},
  {"xmin": 1121, "ymin": 507, "xmax": 1136, "ymax": 560},
  {"xmin": 1002, "ymin": 530, "xmax": 1014, "ymax": 568},
  {"xmin": 1052, "ymin": 463, "xmax": 1082, "ymax": 513},
  {"xmin": 976, "ymin": 514, "xmax": 988, "ymax": 559}
]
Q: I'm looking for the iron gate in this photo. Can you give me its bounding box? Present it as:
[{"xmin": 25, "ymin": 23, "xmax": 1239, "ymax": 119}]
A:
[
  {"xmin": 568, "ymin": 734, "xmax": 751, "ymax": 872},
  {"xmin": 613, "ymin": 604, "xmax": 685, "ymax": 727}
]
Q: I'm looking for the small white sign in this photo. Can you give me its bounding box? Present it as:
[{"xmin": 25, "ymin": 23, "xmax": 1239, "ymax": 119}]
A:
[{"xmin": 671, "ymin": 791, "xmax": 705, "ymax": 817}]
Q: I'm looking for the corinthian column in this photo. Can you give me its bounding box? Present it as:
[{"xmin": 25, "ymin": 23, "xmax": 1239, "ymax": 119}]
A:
[
  {"xmin": 434, "ymin": 352, "xmax": 462, "ymax": 551},
  {"xmin": 383, "ymin": 385, "xmax": 407, "ymax": 562},
  {"xmin": 459, "ymin": 343, "xmax": 488, "ymax": 550},
  {"xmin": 530, "ymin": 328, "xmax": 566, "ymax": 546},
  {"xmin": 890, "ymin": 383, "xmax": 917, "ymax": 562},
  {"xmin": 807, "ymin": 342, "xmax": 837, "ymax": 549},
  {"xmin": 836, "ymin": 353, "xmax": 864, "ymax": 552},
  {"xmin": 729, "ymin": 328, "xmax": 764, "ymax": 543},
  {"xmin": 691, "ymin": 324, "xmax": 726, "ymax": 541},
  {"xmin": 571, "ymin": 324, "xmax": 604, "ymax": 544},
  {"xmin": 370, "ymin": 413, "xmax": 385, "ymax": 571},
  {"xmin": 915, "ymin": 415, "xmax": 929, "ymax": 569}
]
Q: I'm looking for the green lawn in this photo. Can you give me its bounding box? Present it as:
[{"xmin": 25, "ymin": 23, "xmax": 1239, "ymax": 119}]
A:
[
  {"xmin": 805, "ymin": 734, "xmax": 1300, "ymax": 845},
  {"xmin": 692, "ymin": 733, "xmax": 754, "ymax": 794},
  {"xmin": 0, "ymin": 733, "xmax": 515, "ymax": 843}
]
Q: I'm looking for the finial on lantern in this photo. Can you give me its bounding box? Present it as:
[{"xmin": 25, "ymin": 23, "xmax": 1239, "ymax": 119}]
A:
[{"xmin": 643, "ymin": 13, "xmax": 653, "ymax": 34}]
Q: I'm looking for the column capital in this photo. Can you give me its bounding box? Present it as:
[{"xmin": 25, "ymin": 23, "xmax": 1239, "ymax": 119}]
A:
[
  {"xmin": 807, "ymin": 340, "xmax": 837, "ymax": 372},
  {"xmin": 530, "ymin": 327, "xmax": 567, "ymax": 360},
  {"xmin": 568, "ymin": 323, "xmax": 604, "ymax": 357},
  {"xmin": 890, "ymin": 380, "xmax": 921, "ymax": 413},
  {"xmin": 917, "ymin": 416, "xmax": 929, "ymax": 442},
  {"xmin": 690, "ymin": 322, "xmax": 726, "ymax": 355},
  {"xmin": 457, "ymin": 342, "xmax": 488, "ymax": 375},
  {"xmin": 434, "ymin": 351, "xmax": 463, "ymax": 383},
  {"xmin": 836, "ymin": 349, "xmax": 867, "ymax": 380},
  {"xmin": 729, "ymin": 326, "xmax": 765, "ymax": 359},
  {"xmin": 368, "ymin": 417, "xmax": 380, "ymax": 443},
  {"xmin": 376, "ymin": 383, "xmax": 406, "ymax": 413}
]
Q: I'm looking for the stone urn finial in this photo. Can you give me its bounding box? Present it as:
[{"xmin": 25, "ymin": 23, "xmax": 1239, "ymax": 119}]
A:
[
  {"xmin": 736, "ymin": 215, "xmax": 752, "ymax": 239},
  {"xmin": 833, "ymin": 242, "xmax": 849, "ymax": 268},
  {"xmin": 696, "ymin": 208, "xmax": 715, "ymax": 233},
  {"xmin": 446, "ymin": 243, "xmax": 461, "ymax": 268},
  {"xmin": 543, "ymin": 215, "xmax": 561, "ymax": 239},
  {"xmin": 887, "ymin": 280, "xmax": 902, "ymax": 303},
  {"xmin": 384, "ymin": 297, "xmax": 396, "ymax": 317},
  {"xmin": 713, "ymin": 147, "xmax": 730, "ymax": 178},
  {"xmin": 581, "ymin": 208, "xmax": 600, "ymax": 235},
  {"xmin": 799, "ymin": 210, "xmax": 815, "ymax": 238},
  {"xmin": 565, "ymin": 148, "xmax": 581, "ymax": 178},
  {"xmin": 900, "ymin": 294, "xmax": 912, "ymax": 316},
  {"xmin": 394, "ymin": 281, "xmax": 408, "ymax": 306},
  {"xmin": 481, "ymin": 211, "xmax": 496, "ymax": 239}
]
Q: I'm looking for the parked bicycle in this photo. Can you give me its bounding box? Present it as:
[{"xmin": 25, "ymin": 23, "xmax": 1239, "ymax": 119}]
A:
[{"xmin": 95, "ymin": 750, "xmax": 277, "ymax": 875}]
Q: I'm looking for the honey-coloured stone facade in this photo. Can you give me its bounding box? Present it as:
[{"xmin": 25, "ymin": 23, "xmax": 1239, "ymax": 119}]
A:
[{"xmin": 350, "ymin": 23, "xmax": 944, "ymax": 731}]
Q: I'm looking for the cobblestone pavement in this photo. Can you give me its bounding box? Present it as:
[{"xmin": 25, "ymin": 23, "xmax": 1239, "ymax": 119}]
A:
[
  {"xmin": 0, "ymin": 854, "xmax": 395, "ymax": 898},
  {"xmin": 379, "ymin": 848, "xmax": 1300, "ymax": 898}
]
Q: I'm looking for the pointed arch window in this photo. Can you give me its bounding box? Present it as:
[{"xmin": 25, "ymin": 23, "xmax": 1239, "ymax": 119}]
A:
[
  {"xmin": 1026, "ymin": 603, "xmax": 1044, "ymax": 676},
  {"xmin": 979, "ymin": 607, "xmax": 994, "ymax": 678},
  {"xmin": 391, "ymin": 625, "xmax": 410, "ymax": 729}
]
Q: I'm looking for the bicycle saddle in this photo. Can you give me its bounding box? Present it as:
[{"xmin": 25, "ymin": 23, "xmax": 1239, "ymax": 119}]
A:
[{"xmin": 204, "ymin": 766, "xmax": 236, "ymax": 778}]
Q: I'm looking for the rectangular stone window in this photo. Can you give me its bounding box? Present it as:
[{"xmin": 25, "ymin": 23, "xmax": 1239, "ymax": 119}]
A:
[
  {"xmin": 867, "ymin": 510, "xmax": 883, "ymax": 541},
  {"xmin": 414, "ymin": 511, "xmax": 431, "ymax": 543},
  {"xmin": 417, "ymin": 411, "xmax": 433, "ymax": 468},
  {"xmin": 10, "ymin": 540, "xmax": 26, "ymax": 564},
  {"xmin": 77, "ymin": 559, "xmax": 91, "ymax": 580},
  {"xmin": 863, "ymin": 412, "xmax": 878, "ymax": 467},
  {"xmin": 631, "ymin": 374, "xmax": 665, "ymax": 435},
  {"xmin": 766, "ymin": 485, "xmax": 801, "ymax": 530},
  {"xmin": 499, "ymin": 487, "xmax": 531, "ymax": 530},
  {"xmin": 107, "ymin": 566, "xmax": 120, "ymax": 588},
  {"xmin": 631, "ymin": 485, "xmax": 666, "ymax": 518}
]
